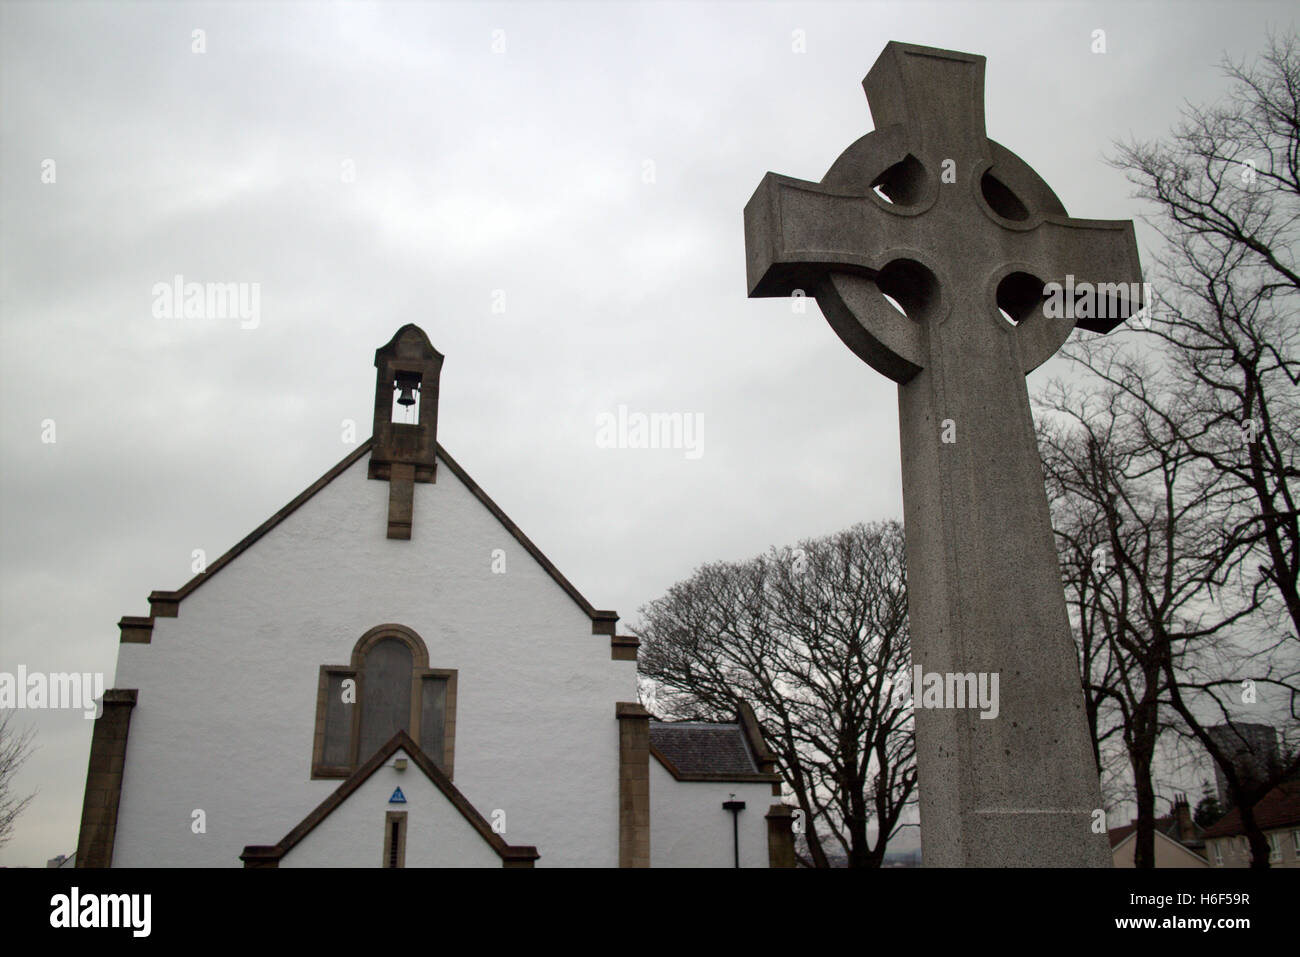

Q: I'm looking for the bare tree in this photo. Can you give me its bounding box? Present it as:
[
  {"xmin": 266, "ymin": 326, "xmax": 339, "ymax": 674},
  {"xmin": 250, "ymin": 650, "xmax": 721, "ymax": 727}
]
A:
[
  {"xmin": 636, "ymin": 521, "xmax": 915, "ymax": 868},
  {"xmin": 1039, "ymin": 371, "xmax": 1260, "ymax": 867},
  {"xmin": 1044, "ymin": 358, "xmax": 1297, "ymax": 872},
  {"xmin": 1044, "ymin": 31, "xmax": 1300, "ymax": 867},
  {"xmin": 0, "ymin": 711, "xmax": 36, "ymax": 850},
  {"xmin": 1104, "ymin": 31, "xmax": 1299, "ymax": 643},
  {"xmin": 1039, "ymin": 413, "xmax": 1127, "ymax": 777}
]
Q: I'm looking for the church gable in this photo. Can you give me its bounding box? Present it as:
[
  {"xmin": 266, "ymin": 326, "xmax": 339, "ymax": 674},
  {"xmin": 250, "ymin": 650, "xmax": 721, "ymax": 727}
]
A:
[
  {"xmin": 89, "ymin": 327, "xmax": 640, "ymax": 869},
  {"xmin": 120, "ymin": 434, "xmax": 618, "ymax": 645},
  {"xmin": 242, "ymin": 731, "xmax": 539, "ymax": 868},
  {"xmin": 74, "ymin": 325, "xmax": 797, "ymax": 870},
  {"xmin": 113, "ymin": 324, "xmax": 617, "ymax": 647}
]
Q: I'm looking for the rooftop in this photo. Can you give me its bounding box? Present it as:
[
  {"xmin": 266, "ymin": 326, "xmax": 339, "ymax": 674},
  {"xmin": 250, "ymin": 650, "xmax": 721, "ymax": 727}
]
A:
[{"xmin": 1202, "ymin": 781, "xmax": 1300, "ymax": 838}]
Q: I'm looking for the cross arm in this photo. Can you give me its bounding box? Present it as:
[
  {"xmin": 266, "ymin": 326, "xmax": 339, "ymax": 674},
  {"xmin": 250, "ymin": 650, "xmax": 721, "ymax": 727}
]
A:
[
  {"xmin": 744, "ymin": 173, "xmax": 916, "ymax": 298},
  {"xmin": 744, "ymin": 172, "xmax": 930, "ymax": 382},
  {"xmin": 1017, "ymin": 216, "xmax": 1144, "ymax": 335}
]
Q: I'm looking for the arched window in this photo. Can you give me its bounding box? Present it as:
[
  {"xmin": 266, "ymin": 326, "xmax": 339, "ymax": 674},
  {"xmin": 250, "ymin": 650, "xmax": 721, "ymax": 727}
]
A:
[{"xmin": 312, "ymin": 624, "xmax": 457, "ymax": 779}]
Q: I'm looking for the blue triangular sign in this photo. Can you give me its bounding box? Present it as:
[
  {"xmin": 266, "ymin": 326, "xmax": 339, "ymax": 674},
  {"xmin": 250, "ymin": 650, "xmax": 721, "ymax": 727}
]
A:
[{"xmin": 389, "ymin": 787, "xmax": 406, "ymax": 804}]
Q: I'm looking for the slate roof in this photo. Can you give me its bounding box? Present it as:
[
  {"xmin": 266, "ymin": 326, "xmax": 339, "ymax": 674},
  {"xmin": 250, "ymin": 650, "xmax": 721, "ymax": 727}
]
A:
[
  {"xmin": 651, "ymin": 723, "xmax": 757, "ymax": 775},
  {"xmin": 1202, "ymin": 781, "xmax": 1300, "ymax": 838},
  {"xmin": 649, "ymin": 720, "xmax": 781, "ymax": 783},
  {"xmin": 1107, "ymin": 813, "xmax": 1179, "ymax": 849}
]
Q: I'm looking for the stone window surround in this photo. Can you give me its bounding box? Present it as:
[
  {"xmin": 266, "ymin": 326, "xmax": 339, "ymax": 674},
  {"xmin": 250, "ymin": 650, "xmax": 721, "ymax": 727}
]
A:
[
  {"xmin": 383, "ymin": 810, "xmax": 407, "ymax": 868},
  {"xmin": 312, "ymin": 623, "xmax": 457, "ymax": 780}
]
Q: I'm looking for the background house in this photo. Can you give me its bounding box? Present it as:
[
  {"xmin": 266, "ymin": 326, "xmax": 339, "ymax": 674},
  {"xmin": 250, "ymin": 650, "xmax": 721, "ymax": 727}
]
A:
[
  {"xmin": 1202, "ymin": 781, "xmax": 1300, "ymax": 868},
  {"xmin": 1107, "ymin": 796, "xmax": 1208, "ymax": 868}
]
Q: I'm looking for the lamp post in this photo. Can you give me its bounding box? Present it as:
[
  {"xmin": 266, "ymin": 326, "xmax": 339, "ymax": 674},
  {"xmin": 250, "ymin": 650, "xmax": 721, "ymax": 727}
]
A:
[{"xmin": 722, "ymin": 795, "xmax": 746, "ymax": 868}]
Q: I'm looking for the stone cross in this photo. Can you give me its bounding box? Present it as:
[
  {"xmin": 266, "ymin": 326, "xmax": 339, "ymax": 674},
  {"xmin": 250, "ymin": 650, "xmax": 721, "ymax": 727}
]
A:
[{"xmin": 745, "ymin": 42, "xmax": 1142, "ymax": 866}]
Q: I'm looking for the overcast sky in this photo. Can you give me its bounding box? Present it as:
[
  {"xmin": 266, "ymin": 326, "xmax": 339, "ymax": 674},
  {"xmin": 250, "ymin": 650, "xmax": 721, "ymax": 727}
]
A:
[{"xmin": 1, "ymin": 1, "xmax": 1292, "ymax": 867}]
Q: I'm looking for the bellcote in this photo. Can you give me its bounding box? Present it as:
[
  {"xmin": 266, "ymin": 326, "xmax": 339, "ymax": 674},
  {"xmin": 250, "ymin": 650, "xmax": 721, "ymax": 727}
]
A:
[{"xmin": 369, "ymin": 325, "xmax": 444, "ymax": 538}]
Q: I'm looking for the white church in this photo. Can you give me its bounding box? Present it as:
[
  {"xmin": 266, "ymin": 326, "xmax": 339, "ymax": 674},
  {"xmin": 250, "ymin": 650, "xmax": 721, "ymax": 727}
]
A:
[{"xmin": 76, "ymin": 325, "xmax": 795, "ymax": 868}]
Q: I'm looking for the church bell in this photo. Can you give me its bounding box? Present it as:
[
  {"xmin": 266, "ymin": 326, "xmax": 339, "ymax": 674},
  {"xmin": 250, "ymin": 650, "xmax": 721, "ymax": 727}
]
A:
[{"xmin": 395, "ymin": 374, "xmax": 419, "ymax": 407}]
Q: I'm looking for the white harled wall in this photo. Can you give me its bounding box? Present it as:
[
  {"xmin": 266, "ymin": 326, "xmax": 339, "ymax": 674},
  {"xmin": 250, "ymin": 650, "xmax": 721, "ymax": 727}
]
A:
[
  {"xmin": 648, "ymin": 758, "xmax": 775, "ymax": 868},
  {"xmin": 111, "ymin": 452, "xmax": 636, "ymax": 867}
]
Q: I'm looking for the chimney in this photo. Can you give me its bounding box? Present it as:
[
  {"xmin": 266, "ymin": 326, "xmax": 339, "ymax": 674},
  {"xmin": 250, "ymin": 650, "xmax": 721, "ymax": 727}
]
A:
[{"xmin": 1173, "ymin": 794, "xmax": 1195, "ymax": 841}]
